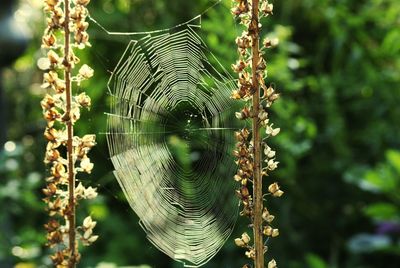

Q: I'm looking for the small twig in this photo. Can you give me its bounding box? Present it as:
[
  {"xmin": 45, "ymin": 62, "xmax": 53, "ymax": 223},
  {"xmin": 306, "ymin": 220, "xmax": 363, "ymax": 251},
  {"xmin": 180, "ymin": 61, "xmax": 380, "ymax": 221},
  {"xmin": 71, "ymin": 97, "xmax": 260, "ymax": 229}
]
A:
[{"xmin": 63, "ymin": 0, "xmax": 77, "ymax": 266}]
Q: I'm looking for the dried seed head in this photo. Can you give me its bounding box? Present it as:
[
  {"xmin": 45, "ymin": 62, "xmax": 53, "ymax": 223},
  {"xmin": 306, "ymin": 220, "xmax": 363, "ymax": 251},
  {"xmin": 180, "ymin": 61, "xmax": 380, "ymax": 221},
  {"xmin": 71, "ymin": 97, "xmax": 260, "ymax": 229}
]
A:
[
  {"xmin": 75, "ymin": 31, "xmax": 89, "ymax": 45},
  {"xmin": 258, "ymin": 110, "xmax": 268, "ymax": 121},
  {"xmin": 268, "ymin": 182, "xmax": 279, "ymax": 193},
  {"xmin": 43, "ymin": 0, "xmax": 97, "ymax": 256},
  {"xmin": 271, "ymin": 228, "xmax": 279, "ymax": 237},
  {"xmin": 74, "ymin": 0, "xmax": 91, "ymax": 6},
  {"xmin": 83, "ymin": 216, "xmax": 96, "ymax": 229},
  {"xmin": 240, "ymin": 186, "xmax": 250, "ymax": 198},
  {"xmin": 234, "ymin": 174, "xmax": 242, "ymax": 182},
  {"xmin": 76, "ymin": 92, "xmax": 91, "ymax": 107},
  {"xmin": 234, "ymin": 238, "xmax": 246, "ymax": 247},
  {"xmin": 54, "ymin": 79, "xmax": 66, "ymax": 93},
  {"xmin": 268, "ymin": 182, "xmax": 284, "ymax": 197},
  {"xmin": 44, "ymin": 0, "xmax": 59, "ymax": 7},
  {"xmin": 266, "ymin": 214, "xmax": 275, "ymax": 223},
  {"xmin": 266, "ymin": 159, "xmax": 279, "ymax": 171},
  {"xmin": 240, "ymin": 206, "xmax": 251, "ymax": 217},
  {"xmin": 44, "ymin": 219, "xmax": 60, "ymax": 232},
  {"xmin": 43, "ymin": 71, "xmax": 58, "ymax": 84},
  {"xmin": 75, "ymin": 20, "xmax": 89, "ymax": 32},
  {"xmin": 241, "ymin": 232, "xmax": 251, "ymax": 244},
  {"xmin": 69, "ymin": 106, "xmax": 81, "ymax": 123},
  {"xmin": 43, "ymin": 183, "xmax": 57, "ymax": 197},
  {"xmin": 42, "ymin": 34, "xmax": 56, "ymax": 47},
  {"xmin": 268, "ymin": 259, "xmax": 277, "ymax": 268},
  {"xmin": 262, "ymin": 207, "xmax": 274, "ymax": 222},
  {"xmin": 45, "ymin": 148, "xmax": 60, "ymax": 163},
  {"xmin": 44, "ymin": 107, "xmax": 61, "ymax": 122},
  {"xmin": 232, "ymin": 60, "xmax": 247, "ymax": 73},
  {"xmin": 241, "ymin": 128, "xmax": 250, "ymax": 139},
  {"xmin": 70, "ymin": 5, "xmax": 87, "ymax": 21},
  {"xmin": 245, "ymin": 248, "xmax": 255, "ymax": 259},
  {"xmin": 267, "ymin": 149, "xmax": 276, "ymax": 158},
  {"xmin": 78, "ymin": 64, "xmax": 94, "ymax": 79},
  {"xmin": 51, "ymin": 162, "xmax": 66, "ymax": 178},
  {"xmin": 231, "ymin": 0, "xmax": 249, "ymax": 16},
  {"xmin": 236, "ymin": 32, "xmax": 251, "ymax": 49},
  {"xmin": 257, "ymin": 57, "xmax": 267, "ymax": 71},
  {"xmin": 274, "ymin": 190, "xmax": 284, "ymax": 197},
  {"xmin": 41, "ymin": 94, "xmax": 56, "ymax": 110},
  {"xmin": 37, "ymin": 57, "xmax": 52, "ymax": 71},
  {"xmin": 261, "ymin": 2, "xmax": 274, "ymax": 16},
  {"xmin": 266, "ymin": 124, "xmax": 280, "ymax": 137},
  {"xmin": 84, "ymin": 186, "xmax": 98, "ymax": 199},
  {"xmin": 264, "ymin": 145, "xmax": 276, "ymax": 158},
  {"xmin": 231, "ymin": 90, "xmax": 242, "ymax": 100},
  {"xmin": 80, "ymin": 156, "xmax": 94, "ymax": 173},
  {"xmin": 81, "ymin": 134, "xmax": 96, "ymax": 148},
  {"xmin": 47, "ymin": 230, "xmax": 62, "ymax": 244},
  {"xmin": 47, "ymin": 50, "xmax": 60, "ymax": 65},
  {"xmin": 83, "ymin": 228, "xmax": 93, "ymax": 239},
  {"xmin": 235, "ymin": 112, "xmax": 244, "ymax": 120},
  {"xmin": 263, "ymin": 225, "xmax": 273, "ymax": 236},
  {"xmin": 44, "ymin": 127, "xmax": 57, "ymax": 141},
  {"xmin": 50, "ymin": 250, "xmax": 64, "ymax": 265}
]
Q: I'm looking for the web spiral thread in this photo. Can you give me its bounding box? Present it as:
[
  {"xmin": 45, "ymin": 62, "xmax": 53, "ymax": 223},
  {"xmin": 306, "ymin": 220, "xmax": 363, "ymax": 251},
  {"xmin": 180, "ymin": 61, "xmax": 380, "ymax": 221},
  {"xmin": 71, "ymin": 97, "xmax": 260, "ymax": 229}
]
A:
[{"xmin": 106, "ymin": 22, "xmax": 241, "ymax": 267}]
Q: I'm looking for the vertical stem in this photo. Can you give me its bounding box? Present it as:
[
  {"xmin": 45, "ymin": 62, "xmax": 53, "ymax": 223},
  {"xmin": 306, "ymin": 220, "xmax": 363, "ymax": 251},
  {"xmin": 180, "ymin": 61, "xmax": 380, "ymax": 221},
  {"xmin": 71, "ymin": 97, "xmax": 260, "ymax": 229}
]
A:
[
  {"xmin": 251, "ymin": 0, "xmax": 263, "ymax": 268},
  {"xmin": 63, "ymin": 0, "xmax": 76, "ymax": 266}
]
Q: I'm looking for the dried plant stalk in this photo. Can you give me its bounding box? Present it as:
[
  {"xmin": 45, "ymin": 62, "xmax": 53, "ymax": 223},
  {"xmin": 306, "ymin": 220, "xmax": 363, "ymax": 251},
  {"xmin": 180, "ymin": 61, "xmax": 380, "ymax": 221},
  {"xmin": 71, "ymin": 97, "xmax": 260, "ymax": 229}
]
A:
[
  {"xmin": 63, "ymin": 0, "xmax": 77, "ymax": 262},
  {"xmin": 231, "ymin": 1, "xmax": 282, "ymax": 267},
  {"xmin": 249, "ymin": 1, "xmax": 264, "ymax": 266},
  {"xmin": 41, "ymin": 0, "xmax": 98, "ymax": 266}
]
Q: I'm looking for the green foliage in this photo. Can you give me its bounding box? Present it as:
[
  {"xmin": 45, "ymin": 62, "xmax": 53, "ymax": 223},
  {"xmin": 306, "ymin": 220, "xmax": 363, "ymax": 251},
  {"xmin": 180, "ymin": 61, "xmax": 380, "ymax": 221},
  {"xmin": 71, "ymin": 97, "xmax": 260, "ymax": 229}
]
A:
[
  {"xmin": 363, "ymin": 202, "xmax": 399, "ymax": 221},
  {"xmin": 346, "ymin": 149, "xmax": 400, "ymax": 258},
  {"xmin": 1, "ymin": 0, "xmax": 400, "ymax": 267},
  {"xmin": 305, "ymin": 254, "xmax": 328, "ymax": 268}
]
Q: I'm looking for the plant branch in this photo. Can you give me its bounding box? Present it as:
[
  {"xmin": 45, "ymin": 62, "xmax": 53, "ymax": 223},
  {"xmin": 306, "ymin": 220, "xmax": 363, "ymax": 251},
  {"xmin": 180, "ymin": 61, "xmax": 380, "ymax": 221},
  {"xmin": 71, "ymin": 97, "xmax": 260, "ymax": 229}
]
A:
[
  {"xmin": 63, "ymin": 0, "xmax": 77, "ymax": 266},
  {"xmin": 250, "ymin": 1, "xmax": 264, "ymax": 268}
]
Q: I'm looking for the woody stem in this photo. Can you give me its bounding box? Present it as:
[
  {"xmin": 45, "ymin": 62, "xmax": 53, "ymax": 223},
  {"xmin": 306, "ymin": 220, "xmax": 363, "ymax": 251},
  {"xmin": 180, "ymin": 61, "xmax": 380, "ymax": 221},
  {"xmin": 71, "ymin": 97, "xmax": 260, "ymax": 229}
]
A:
[
  {"xmin": 63, "ymin": 0, "xmax": 77, "ymax": 266},
  {"xmin": 250, "ymin": 0, "xmax": 264, "ymax": 268}
]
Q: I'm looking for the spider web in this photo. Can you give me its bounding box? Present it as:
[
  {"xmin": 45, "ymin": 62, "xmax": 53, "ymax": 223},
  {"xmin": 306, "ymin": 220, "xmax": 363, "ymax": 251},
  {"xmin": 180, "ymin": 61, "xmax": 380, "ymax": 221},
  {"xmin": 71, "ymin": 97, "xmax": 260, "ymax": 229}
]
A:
[{"xmin": 105, "ymin": 18, "xmax": 241, "ymax": 267}]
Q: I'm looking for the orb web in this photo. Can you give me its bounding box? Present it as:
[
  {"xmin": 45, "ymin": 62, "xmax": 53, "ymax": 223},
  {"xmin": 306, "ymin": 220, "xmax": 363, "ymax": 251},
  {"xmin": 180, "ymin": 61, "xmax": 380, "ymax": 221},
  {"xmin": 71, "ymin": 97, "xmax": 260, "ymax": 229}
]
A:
[{"xmin": 106, "ymin": 22, "xmax": 241, "ymax": 267}]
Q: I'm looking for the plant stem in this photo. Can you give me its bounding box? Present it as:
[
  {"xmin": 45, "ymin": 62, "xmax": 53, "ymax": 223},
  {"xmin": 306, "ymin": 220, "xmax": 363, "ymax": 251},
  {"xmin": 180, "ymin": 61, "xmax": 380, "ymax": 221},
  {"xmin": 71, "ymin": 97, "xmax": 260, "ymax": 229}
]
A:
[
  {"xmin": 63, "ymin": 0, "xmax": 76, "ymax": 266},
  {"xmin": 251, "ymin": 0, "xmax": 263, "ymax": 268}
]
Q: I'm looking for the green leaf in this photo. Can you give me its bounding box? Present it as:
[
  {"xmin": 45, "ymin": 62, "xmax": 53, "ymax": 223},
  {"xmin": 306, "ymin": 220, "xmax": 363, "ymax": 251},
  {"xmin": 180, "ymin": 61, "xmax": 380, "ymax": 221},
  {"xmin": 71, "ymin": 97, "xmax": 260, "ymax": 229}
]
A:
[
  {"xmin": 305, "ymin": 253, "xmax": 327, "ymax": 268},
  {"xmin": 363, "ymin": 202, "xmax": 400, "ymax": 221},
  {"xmin": 364, "ymin": 166, "xmax": 397, "ymax": 193},
  {"xmin": 386, "ymin": 150, "xmax": 400, "ymax": 175}
]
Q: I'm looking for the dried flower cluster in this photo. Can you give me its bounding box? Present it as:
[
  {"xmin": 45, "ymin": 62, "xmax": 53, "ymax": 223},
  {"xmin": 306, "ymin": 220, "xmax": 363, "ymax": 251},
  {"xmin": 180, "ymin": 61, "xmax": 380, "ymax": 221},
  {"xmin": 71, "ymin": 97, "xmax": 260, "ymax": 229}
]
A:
[
  {"xmin": 231, "ymin": 1, "xmax": 282, "ymax": 268},
  {"xmin": 41, "ymin": 0, "xmax": 97, "ymax": 266}
]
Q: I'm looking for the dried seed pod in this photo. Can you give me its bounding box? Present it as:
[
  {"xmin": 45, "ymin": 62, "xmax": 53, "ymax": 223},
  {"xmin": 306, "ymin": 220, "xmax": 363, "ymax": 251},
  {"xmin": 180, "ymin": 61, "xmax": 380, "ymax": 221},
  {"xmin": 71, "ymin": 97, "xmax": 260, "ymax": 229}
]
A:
[
  {"xmin": 232, "ymin": 60, "xmax": 247, "ymax": 73},
  {"xmin": 268, "ymin": 182, "xmax": 284, "ymax": 197},
  {"xmin": 261, "ymin": 2, "xmax": 274, "ymax": 16},
  {"xmin": 75, "ymin": 0, "xmax": 91, "ymax": 6},
  {"xmin": 42, "ymin": 34, "xmax": 56, "ymax": 47},
  {"xmin": 268, "ymin": 259, "xmax": 277, "ymax": 268},
  {"xmin": 78, "ymin": 64, "xmax": 93, "ymax": 79},
  {"xmin": 235, "ymin": 238, "xmax": 247, "ymax": 247}
]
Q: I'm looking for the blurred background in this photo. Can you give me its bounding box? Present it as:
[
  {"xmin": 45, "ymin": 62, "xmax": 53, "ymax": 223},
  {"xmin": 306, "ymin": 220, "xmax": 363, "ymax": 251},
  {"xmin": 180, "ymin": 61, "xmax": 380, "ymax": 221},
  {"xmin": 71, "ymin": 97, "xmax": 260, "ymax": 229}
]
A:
[{"xmin": 1, "ymin": 0, "xmax": 400, "ymax": 267}]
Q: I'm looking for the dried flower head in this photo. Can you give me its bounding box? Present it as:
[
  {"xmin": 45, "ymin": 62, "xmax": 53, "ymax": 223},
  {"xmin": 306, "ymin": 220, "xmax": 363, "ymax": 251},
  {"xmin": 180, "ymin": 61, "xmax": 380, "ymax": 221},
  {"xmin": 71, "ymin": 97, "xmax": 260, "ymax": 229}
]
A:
[
  {"xmin": 268, "ymin": 182, "xmax": 284, "ymax": 197},
  {"xmin": 78, "ymin": 64, "xmax": 94, "ymax": 79},
  {"xmin": 268, "ymin": 259, "xmax": 277, "ymax": 268},
  {"xmin": 41, "ymin": 0, "xmax": 97, "ymax": 266},
  {"xmin": 231, "ymin": 0, "xmax": 282, "ymax": 266}
]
